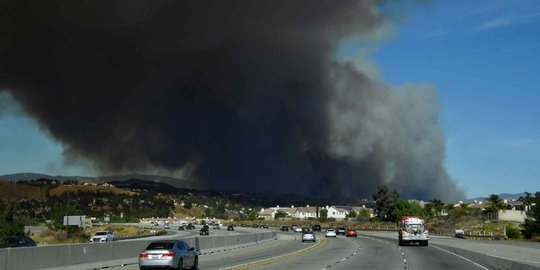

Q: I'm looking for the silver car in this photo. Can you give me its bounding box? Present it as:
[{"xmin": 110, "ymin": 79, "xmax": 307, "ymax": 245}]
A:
[
  {"xmin": 139, "ymin": 240, "xmax": 198, "ymax": 270},
  {"xmin": 302, "ymin": 232, "xmax": 316, "ymax": 242}
]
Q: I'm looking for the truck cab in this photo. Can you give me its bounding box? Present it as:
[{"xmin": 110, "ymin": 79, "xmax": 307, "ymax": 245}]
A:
[{"xmin": 398, "ymin": 216, "xmax": 429, "ymax": 246}]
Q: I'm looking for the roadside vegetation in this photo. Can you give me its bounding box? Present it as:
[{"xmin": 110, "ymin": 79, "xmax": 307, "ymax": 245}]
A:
[{"xmin": 1, "ymin": 178, "xmax": 539, "ymax": 242}]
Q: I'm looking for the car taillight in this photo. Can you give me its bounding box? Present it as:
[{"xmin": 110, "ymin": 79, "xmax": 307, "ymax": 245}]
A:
[
  {"xmin": 163, "ymin": 252, "xmax": 175, "ymax": 257},
  {"xmin": 139, "ymin": 253, "xmax": 148, "ymax": 258}
]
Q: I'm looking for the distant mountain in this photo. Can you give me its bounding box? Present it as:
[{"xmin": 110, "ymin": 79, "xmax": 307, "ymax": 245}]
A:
[
  {"xmin": 467, "ymin": 192, "xmax": 528, "ymax": 202},
  {"xmin": 0, "ymin": 173, "xmax": 201, "ymax": 189}
]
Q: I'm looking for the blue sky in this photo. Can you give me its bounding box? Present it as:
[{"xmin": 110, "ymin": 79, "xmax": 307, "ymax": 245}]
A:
[
  {"xmin": 371, "ymin": 0, "xmax": 540, "ymax": 197},
  {"xmin": 1, "ymin": 0, "xmax": 539, "ymax": 198}
]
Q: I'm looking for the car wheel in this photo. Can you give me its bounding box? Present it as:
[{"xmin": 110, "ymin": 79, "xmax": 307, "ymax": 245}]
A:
[
  {"xmin": 178, "ymin": 258, "xmax": 184, "ymax": 270},
  {"xmin": 190, "ymin": 256, "xmax": 198, "ymax": 270}
]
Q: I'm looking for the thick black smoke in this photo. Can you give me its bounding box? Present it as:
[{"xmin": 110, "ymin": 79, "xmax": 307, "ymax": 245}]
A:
[{"xmin": 0, "ymin": 1, "xmax": 464, "ymax": 201}]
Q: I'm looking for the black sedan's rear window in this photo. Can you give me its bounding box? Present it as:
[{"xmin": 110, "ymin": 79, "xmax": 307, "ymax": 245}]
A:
[{"xmin": 146, "ymin": 242, "xmax": 174, "ymax": 250}]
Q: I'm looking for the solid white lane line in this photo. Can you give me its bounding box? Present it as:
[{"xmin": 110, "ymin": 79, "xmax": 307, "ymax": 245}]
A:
[
  {"xmin": 489, "ymin": 254, "xmax": 540, "ymax": 265},
  {"xmin": 431, "ymin": 245, "xmax": 489, "ymax": 270}
]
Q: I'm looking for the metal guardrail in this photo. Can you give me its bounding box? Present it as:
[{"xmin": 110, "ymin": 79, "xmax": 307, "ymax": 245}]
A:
[
  {"xmin": 356, "ymin": 226, "xmax": 398, "ymax": 232},
  {"xmin": 0, "ymin": 231, "xmax": 277, "ymax": 270},
  {"xmin": 357, "ymin": 227, "xmax": 507, "ymax": 240},
  {"xmin": 459, "ymin": 234, "xmax": 506, "ymax": 240}
]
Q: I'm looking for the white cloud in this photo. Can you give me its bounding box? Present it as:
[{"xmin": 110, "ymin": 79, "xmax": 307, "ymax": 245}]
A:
[{"xmin": 475, "ymin": 12, "xmax": 540, "ymax": 31}]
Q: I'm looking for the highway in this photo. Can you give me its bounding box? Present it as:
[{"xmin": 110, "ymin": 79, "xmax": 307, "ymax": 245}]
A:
[
  {"xmin": 118, "ymin": 223, "xmax": 253, "ymax": 242},
  {"xmin": 117, "ymin": 229, "xmax": 540, "ymax": 270}
]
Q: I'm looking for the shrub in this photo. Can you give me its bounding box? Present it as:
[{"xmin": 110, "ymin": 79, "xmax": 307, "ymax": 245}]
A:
[{"xmin": 506, "ymin": 226, "xmax": 521, "ymax": 239}]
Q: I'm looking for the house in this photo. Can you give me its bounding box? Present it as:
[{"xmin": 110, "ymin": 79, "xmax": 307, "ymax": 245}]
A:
[
  {"xmin": 505, "ymin": 200, "xmax": 524, "ymax": 211},
  {"xmin": 278, "ymin": 206, "xmax": 297, "ymax": 218},
  {"xmin": 351, "ymin": 205, "xmax": 375, "ymax": 218},
  {"xmin": 258, "ymin": 205, "xmax": 297, "ymax": 220},
  {"xmin": 293, "ymin": 205, "xmax": 318, "ymax": 219},
  {"xmin": 258, "ymin": 208, "xmax": 277, "ymax": 220},
  {"xmin": 325, "ymin": 206, "xmax": 349, "ymax": 220}
]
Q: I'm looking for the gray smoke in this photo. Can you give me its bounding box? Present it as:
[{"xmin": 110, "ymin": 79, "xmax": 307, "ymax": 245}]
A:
[{"xmin": 0, "ymin": 0, "xmax": 464, "ymax": 201}]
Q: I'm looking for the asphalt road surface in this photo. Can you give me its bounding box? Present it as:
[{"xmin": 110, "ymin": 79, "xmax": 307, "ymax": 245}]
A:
[{"xmin": 117, "ymin": 230, "xmax": 540, "ymax": 270}]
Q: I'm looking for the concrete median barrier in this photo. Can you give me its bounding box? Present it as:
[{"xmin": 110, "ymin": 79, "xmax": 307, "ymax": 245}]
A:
[{"xmin": 0, "ymin": 232, "xmax": 276, "ymax": 270}]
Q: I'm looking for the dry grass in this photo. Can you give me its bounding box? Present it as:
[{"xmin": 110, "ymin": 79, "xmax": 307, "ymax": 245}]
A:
[
  {"xmin": 33, "ymin": 225, "xmax": 152, "ymax": 245},
  {"xmin": 174, "ymin": 206, "xmax": 206, "ymax": 219},
  {"xmin": 33, "ymin": 230, "xmax": 89, "ymax": 244},
  {"xmin": 87, "ymin": 224, "xmax": 151, "ymax": 238},
  {"xmin": 0, "ymin": 182, "xmax": 45, "ymax": 200},
  {"xmin": 49, "ymin": 185, "xmax": 137, "ymax": 196}
]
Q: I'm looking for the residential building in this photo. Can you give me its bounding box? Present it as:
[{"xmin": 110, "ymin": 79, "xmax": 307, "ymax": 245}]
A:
[
  {"xmin": 293, "ymin": 205, "xmax": 318, "ymax": 219},
  {"xmin": 258, "ymin": 205, "xmax": 297, "ymax": 220},
  {"xmin": 325, "ymin": 206, "xmax": 348, "ymax": 220}
]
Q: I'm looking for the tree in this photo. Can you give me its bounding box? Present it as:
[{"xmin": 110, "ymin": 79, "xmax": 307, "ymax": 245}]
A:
[
  {"xmin": 356, "ymin": 209, "xmax": 371, "ymax": 222},
  {"xmin": 48, "ymin": 201, "xmax": 82, "ymax": 235},
  {"xmin": 522, "ymin": 192, "xmax": 540, "ymax": 239},
  {"xmin": 0, "ymin": 202, "xmax": 25, "ymax": 238},
  {"xmin": 448, "ymin": 203, "xmax": 470, "ymax": 218},
  {"xmin": 425, "ymin": 199, "xmax": 444, "ymax": 217},
  {"xmin": 372, "ymin": 185, "xmax": 399, "ymax": 222},
  {"xmin": 247, "ymin": 212, "xmax": 257, "ymax": 221},
  {"xmin": 486, "ymin": 194, "xmax": 506, "ymax": 213},
  {"xmin": 519, "ymin": 192, "xmax": 534, "ymax": 211},
  {"xmin": 392, "ymin": 200, "xmax": 426, "ymax": 221},
  {"xmin": 214, "ymin": 204, "xmax": 227, "ymax": 219},
  {"xmin": 319, "ymin": 209, "xmax": 328, "ymax": 221},
  {"xmin": 274, "ymin": 210, "xmax": 288, "ymax": 220},
  {"xmin": 347, "ymin": 210, "xmax": 358, "ymax": 218},
  {"xmin": 184, "ymin": 201, "xmax": 193, "ymax": 209}
]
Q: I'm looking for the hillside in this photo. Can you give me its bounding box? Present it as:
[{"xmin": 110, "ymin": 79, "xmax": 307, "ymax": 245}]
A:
[
  {"xmin": 107, "ymin": 179, "xmax": 183, "ymax": 194},
  {"xmin": 48, "ymin": 185, "xmax": 137, "ymax": 196},
  {"xmin": 0, "ymin": 173, "xmax": 200, "ymax": 189},
  {"xmin": 0, "ymin": 182, "xmax": 45, "ymax": 200},
  {"xmin": 1, "ymin": 174, "xmax": 376, "ymax": 207}
]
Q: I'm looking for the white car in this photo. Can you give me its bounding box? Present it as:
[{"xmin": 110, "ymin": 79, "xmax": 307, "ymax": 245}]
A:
[
  {"xmin": 294, "ymin": 227, "xmax": 303, "ymax": 233},
  {"xmin": 302, "ymin": 232, "xmax": 316, "ymax": 242},
  {"xmin": 325, "ymin": 229, "xmax": 337, "ymax": 238},
  {"xmin": 90, "ymin": 231, "xmax": 115, "ymax": 242}
]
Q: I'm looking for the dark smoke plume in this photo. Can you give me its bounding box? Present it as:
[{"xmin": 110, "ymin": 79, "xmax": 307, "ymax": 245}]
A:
[{"xmin": 0, "ymin": 0, "xmax": 464, "ymax": 201}]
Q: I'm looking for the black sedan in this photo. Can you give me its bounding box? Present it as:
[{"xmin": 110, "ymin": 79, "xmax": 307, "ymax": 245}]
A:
[{"xmin": 0, "ymin": 236, "xmax": 37, "ymax": 248}]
